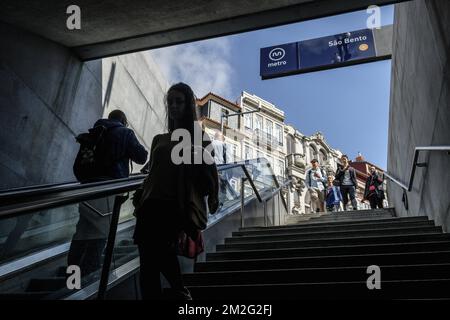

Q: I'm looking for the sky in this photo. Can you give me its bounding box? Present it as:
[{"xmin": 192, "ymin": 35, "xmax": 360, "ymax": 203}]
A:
[{"xmin": 150, "ymin": 5, "xmax": 395, "ymax": 169}]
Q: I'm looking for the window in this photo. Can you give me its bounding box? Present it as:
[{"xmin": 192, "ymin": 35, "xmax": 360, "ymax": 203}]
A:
[
  {"xmin": 286, "ymin": 135, "xmax": 294, "ymax": 154},
  {"xmin": 275, "ymin": 124, "xmax": 283, "ymax": 146},
  {"xmin": 266, "ymin": 119, "xmax": 273, "ymax": 136},
  {"xmin": 278, "ymin": 160, "xmax": 285, "ymax": 177},
  {"xmin": 267, "ymin": 156, "xmax": 274, "ymax": 169},
  {"xmin": 319, "ymin": 149, "xmax": 328, "ymax": 164},
  {"xmin": 210, "ymin": 100, "xmax": 225, "ymax": 123},
  {"xmin": 231, "ymin": 144, "xmax": 237, "ymax": 162},
  {"xmin": 244, "ymin": 145, "xmax": 253, "ymax": 160},
  {"xmin": 244, "ymin": 108, "xmax": 253, "ymax": 129},
  {"xmin": 256, "ymin": 150, "xmax": 263, "ymax": 161},
  {"xmin": 309, "ymin": 145, "xmax": 318, "ymax": 161},
  {"xmin": 255, "ymin": 114, "xmax": 263, "ymax": 132},
  {"xmin": 221, "ymin": 108, "xmax": 229, "ymax": 127}
]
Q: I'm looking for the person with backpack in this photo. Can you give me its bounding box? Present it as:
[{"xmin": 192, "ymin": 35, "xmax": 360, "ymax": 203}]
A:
[
  {"xmin": 132, "ymin": 83, "xmax": 219, "ymax": 300},
  {"xmin": 68, "ymin": 110, "xmax": 148, "ymax": 278},
  {"xmin": 305, "ymin": 159, "xmax": 327, "ymax": 213},
  {"xmin": 334, "ymin": 154, "xmax": 358, "ymax": 211},
  {"xmin": 363, "ymin": 166, "xmax": 385, "ymax": 209}
]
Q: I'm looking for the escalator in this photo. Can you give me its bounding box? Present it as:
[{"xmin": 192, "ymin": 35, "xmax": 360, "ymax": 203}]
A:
[{"xmin": 0, "ymin": 158, "xmax": 289, "ymax": 300}]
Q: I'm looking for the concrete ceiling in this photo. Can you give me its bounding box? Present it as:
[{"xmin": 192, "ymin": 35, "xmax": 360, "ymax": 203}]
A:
[{"xmin": 1, "ymin": 0, "xmax": 405, "ymax": 60}]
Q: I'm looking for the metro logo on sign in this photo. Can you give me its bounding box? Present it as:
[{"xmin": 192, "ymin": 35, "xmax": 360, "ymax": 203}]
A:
[
  {"xmin": 269, "ymin": 48, "xmax": 285, "ymax": 61},
  {"xmin": 260, "ymin": 42, "xmax": 298, "ymax": 78}
]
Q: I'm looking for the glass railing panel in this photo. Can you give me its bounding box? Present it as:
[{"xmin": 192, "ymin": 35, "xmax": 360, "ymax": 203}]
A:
[
  {"xmin": 217, "ymin": 166, "xmax": 245, "ymax": 210},
  {"xmin": 0, "ymin": 196, "xmax": 116, "ymax": 299},
  {"xmin": 208, "ymin": 165, "xmax": 247, "ymax": 224},
  {"xmin": 244, "ymin": 158, "xmax": 278, "ymax": 197},
  {"xmin": 108, "ymin": 191, "xmax": 139, "ymax": 277},
  {"xmin": 0, "ymin": 205, "xmax": 77, "ymax": 263}
]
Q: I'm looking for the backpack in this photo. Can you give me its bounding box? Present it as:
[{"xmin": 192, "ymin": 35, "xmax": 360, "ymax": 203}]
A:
[{"xmin": 73, "ymin": 125, "xmax": 108, "ymax": 182}]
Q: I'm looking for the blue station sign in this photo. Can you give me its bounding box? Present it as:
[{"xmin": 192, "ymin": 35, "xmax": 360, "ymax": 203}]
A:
[
  {"xmin": 260, "ymin": 42, "xmax": 299, "ymax": 78},
  {"xmin": 260, "ymin": 29, "xmax": 381, "ymax": 79}
]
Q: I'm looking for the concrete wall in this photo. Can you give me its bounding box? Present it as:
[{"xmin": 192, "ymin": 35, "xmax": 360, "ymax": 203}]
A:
[
  {"xmin": 374, "ymin": 24, "xmax": 393, "ymax": 57},
  {"xmin": 0, "ymin": 22, "xmax": 103, "ymax": 189},
  {"xmin": 387, "ymin": 0, "xmax": 450, "ymax": 230},
  {"xmin": 0, "ymin": 22, "xmax": 169, "ymax": 190}
]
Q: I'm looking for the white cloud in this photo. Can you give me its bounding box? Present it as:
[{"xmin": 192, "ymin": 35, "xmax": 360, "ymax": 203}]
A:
[{"xmin": 150, "ymin": 37, "xmax": 234, "ymax": 100}]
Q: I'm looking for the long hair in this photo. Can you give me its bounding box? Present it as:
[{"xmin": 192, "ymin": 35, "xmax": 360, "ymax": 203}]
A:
[{"xmin": 166, "ymin": 83, "xmax": 199, "ymax": 144}]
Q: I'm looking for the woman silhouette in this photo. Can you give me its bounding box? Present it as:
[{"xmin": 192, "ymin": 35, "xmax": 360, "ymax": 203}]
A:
[{"xmin": 133, "ymin": 83, "xmax": 219, "ymax": 300}]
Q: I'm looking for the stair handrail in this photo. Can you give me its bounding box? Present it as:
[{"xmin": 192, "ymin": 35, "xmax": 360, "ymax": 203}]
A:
[{"xmin": 384, "ymin": 145, "xmax": 450, "ymax": 210}]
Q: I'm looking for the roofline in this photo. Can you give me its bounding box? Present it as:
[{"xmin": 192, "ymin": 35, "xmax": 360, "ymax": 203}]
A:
[{"xmin": 197, "ymin": 92, "xmax": 241, "ymax": 111}]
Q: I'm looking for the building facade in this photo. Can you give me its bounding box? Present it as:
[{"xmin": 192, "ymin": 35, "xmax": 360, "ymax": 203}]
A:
[
  {"xmin": 239, "ymin": 91, "xmax": 286, "ymax": 182},
  {"xmin": 196, "ymin": 92, "xmax": 244, "ymax": 163},
  {"xmin": 284, "ymin": 128, "xmax": 343, "ymax": 214},
  {"xmin": 196, "ymin": 91, "xmax": 387, "ymax": 215}
]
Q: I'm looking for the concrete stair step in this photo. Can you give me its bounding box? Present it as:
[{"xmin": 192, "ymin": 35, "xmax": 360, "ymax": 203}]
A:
[
  {"xmin": 196, "ymin": 251, "xmax": 450, "ymax": 272},
  {"xmin": 290, "ymin": 208, "xmax": 394, "ymax": 216},
  {"xmin": 235, "ymin": 220, "xmax": 435, "ymax": 236},
  {"xmin": 184, "ymin": 263, "xmax": 450, "ymax": 286},
  {"xmin": 208, "ymin": 241, "xmax": 450, "ymax": 261},
  {"xmin": 299, "ymin": 213, "xmax": 395, "ymax": 223},
  {"xmin": 191, "ymin": 212, "xmax": 450, "ymax": 300},
  {"xmin": 286, "ymin": 209, "xmax": 395, "ymax": 223},
  {"xmin": 225, "ymin": 226, "xmax": 442, "ymax": 244},
  {"xmin": 216, "ymin": 233, "xmax": 450, "ymax": 251},
  {"xmin": 187, "ymin": 279, "xmax": 450, "ymax": 299},
  {"xmin": 241, "ymin": 216, "xmax": 429, "ymax": 231}
]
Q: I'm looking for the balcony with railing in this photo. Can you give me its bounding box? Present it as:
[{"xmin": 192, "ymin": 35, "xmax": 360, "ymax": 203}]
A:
[{"xmin": 252, "ymin": 129, "xmax": 282, "ymax": 149}]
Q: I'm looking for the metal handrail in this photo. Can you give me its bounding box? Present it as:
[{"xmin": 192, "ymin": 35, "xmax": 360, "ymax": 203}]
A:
[
  {"xmin": 385, "ymin": 146, "xmax": 450, "ymax": 210},
  {"xmin": 0, "ymin": 158, "xmax": 274, "ymax": 220},
  {"xmin": 385, "ymin": 146, "xmax": 450, "ymax": 191},
  {"xmin": 0, "ymin": 174, "xmax": 146, "ymax": 201}
]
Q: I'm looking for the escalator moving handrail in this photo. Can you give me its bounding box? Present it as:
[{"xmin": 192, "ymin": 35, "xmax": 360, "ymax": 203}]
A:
[
  {"xmin": 0, "ymin": 178, "xmax": 145, "ymax": 220},
  {"xmin": 0, "ymin": 174, "xmax": 146, "ymax": 200},
  {"xmin": 0, "ymin": 158, "xmax": 274, "ymax": 220}
]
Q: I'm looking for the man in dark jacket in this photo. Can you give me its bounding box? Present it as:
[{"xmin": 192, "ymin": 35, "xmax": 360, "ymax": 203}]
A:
[
  {"xmin": 92, "ymin": 110, "xmax": 148, "ymax": 179},
  {"xmin": 334, "ymin": 154, "xmax": 358, "ymax": 211},
  {"xmin": 68, "ymin": 110, "xmax": 148, "ymax": 277}
]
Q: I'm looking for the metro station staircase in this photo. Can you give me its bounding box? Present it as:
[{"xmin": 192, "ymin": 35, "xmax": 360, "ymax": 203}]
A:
[{"xmin": 185, "ymin": 208, "xmax": 450, "ymax": 299}]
